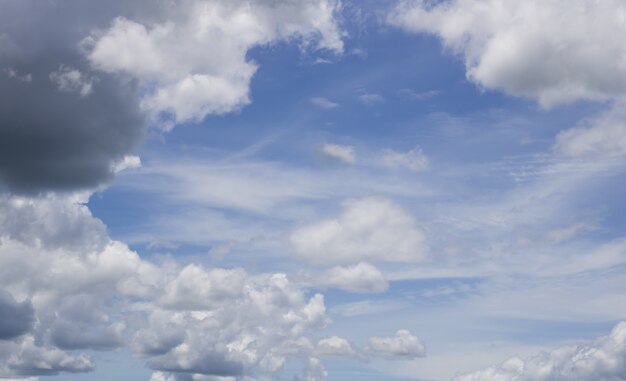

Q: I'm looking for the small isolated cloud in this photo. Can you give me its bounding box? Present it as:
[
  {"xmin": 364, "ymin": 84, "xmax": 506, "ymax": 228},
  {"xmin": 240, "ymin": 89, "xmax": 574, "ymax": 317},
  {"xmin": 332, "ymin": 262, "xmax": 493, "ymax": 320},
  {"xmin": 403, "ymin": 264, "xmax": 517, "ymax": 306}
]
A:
[
  {"xmin": 318, "ymin": 143, "xmax": 356, "ymax": 164},
  {"xmin": 316, "ymin": 262, "xmax": 388, "ymax": 293},
  {"xmin": 290, "ymin": 197, "xmax": 427, "ymax": 264},
  {"xmin": 454, "ymin": 321, "xmax": 626, "ymax": 381},
  {"xmin": 49, "ymin": 66, "xmax": 94, "ymax": 97},
  {"xmin": 358, "ymin": 93, "xmax": 385, "ymax": 105},
  {"xmin": 380, "ymin": 146, "xmax": 429, "ymax": 171},
  {"xmin": 364, "ymin": 330, "xmax": 426, "ymax": 360},
  {"xmin": 316, "ymin": 336, "xmax": 360, "ymax": 358},
  {"xmin": 310, "ymin": 97, "xmax": 339, "ymax": 109}
]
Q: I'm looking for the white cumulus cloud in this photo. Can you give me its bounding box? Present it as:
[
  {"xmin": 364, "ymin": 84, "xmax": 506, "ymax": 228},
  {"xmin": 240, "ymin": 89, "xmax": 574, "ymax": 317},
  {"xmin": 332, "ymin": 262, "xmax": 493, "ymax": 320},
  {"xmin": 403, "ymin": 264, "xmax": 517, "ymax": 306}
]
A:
[
  {"xmin": 389, "ymin": 0, "xmax": 626, "ymax": 107},
  {"xmin": 86, "ymin": 0, "xmax": 343, "ymax": 126},
  {"xmin": 290, "ymin": 197, "xmax": 428, "ymax": 264}
]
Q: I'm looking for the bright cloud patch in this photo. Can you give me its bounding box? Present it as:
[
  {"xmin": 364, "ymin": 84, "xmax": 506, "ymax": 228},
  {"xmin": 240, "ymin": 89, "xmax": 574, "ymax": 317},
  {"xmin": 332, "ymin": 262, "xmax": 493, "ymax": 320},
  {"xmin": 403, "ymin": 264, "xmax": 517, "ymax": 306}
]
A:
[
  {"xmin": 290, "ymin": 197, "xmax": 427, "ymax": 264},
  {"xmin": 87, "ymin": 0, "xmax": 343, "ymax": 125},
  {"xmin": 389, "ymin": 0, "xmax": 626, "ymax": 107}
]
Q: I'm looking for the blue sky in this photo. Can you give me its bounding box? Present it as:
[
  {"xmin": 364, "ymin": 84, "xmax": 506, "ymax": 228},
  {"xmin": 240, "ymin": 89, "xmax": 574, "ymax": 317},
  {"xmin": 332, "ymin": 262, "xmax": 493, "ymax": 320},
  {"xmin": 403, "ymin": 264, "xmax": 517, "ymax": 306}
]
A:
[{"xmin": 2, "ymin": 1, "xmax": 626, "ymax": 381}]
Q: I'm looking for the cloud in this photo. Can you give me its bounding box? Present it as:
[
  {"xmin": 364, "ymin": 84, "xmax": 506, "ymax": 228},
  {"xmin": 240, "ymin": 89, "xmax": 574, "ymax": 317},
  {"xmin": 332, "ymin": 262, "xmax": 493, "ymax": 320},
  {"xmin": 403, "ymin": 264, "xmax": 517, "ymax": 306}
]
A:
[
  {"xmin": 364, "ymin": 330, "xmax": 426, "ymax": 360},
  {"xmin": 291, "ymin": 197, "xmax": 427, "ymax": 264},
  {"xmin": 316, "ymin": 337, "xmax": 360, "ymax": 358},
  {"xmin": 159, "ymin": 265, "xmax": 246, "ymax": 310},
  {"xmin": 389, "ymin": 0, "xmax": 626, "ymax": 107},
  {"xmin": 0, "ymin": 1, "xmax": 146, "ymax": 193},
  {"xmin": 316, "ymin": 262, "xmax": 388, "ymax": 293},
  {"xmin": 317, "ymin": 143, "xmax": 356, "ymax": 164},
  {"xmin": 5, "ymin": 337, "xmax": 95, "ymax": 376},
  {"xmin": 358, "ymin": 93, "xmax": 385, "ymax": 105},
  {"xmin": 380, "ymin": 146, "xmax": 429, "ymax": 171},
  {"xmin": 113, "ymin": 155, "xmax": 142, "ymax": 173},
  {"xmin": 137, "ymin": 273, "xmax": 329, "ymax": 378},
  {"xmin": 454, "ymin": 321, "xmax": 626, "ymax": 381},
  {"xmin": 0, "ymin": 192, "xmax": 372, "ymax": 380},
  {"xmin": 49, "ymin": 66, "xmax": 94, "ymax": 97},
  {"xmin": 310, "ymin": 97, "xmax": 340, "ymax": 109},
  {"xmin": 554, "ymin": 104, "xmax": 626, "ymax": 157},
  {"xmin": 87, "ymin": 0, "xmax": 343, "ymax": 125},
  {"xmin": 0, "ymin": 291, "xmax": 34, "ymax": 340}
]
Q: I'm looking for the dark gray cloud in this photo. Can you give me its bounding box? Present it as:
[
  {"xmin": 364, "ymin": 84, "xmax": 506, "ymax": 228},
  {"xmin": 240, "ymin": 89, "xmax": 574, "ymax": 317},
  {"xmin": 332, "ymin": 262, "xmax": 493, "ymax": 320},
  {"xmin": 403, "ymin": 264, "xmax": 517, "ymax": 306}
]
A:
[
  {"xmin": 0, "ymin": 0, "xmax": 147, "ymax": 193},
  {"xmin": 0, "ymin": 290, "xmax": 34, "ymax": 340}
]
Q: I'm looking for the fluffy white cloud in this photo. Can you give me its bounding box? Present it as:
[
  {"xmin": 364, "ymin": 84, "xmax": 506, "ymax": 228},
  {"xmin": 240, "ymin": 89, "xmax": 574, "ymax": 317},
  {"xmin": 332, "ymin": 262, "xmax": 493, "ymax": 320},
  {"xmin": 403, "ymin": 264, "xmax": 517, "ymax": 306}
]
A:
[
  {"xmin": 364, "ymin": 330, "xmax": 426, "ymax": 360},
  {"xmin": 317, "ymin": 143, "xmax": 356, "ymax": 164},
  {"xmin": 86, "ymin": 0, "xmax": 343, "ymax": 125},
  {"xmin": 454, "ymin": 321, "xmax": 626, "ymax": 381},
  {"xmin": 380, "ymin": 146, "xmax": 429, "ymax": 171},
  {"xmin": 290, "ymin": 197, "xmax": 427, "ymax": 264},
  {"xmin": 316, "ymin": 262, "xmax": 388, "ymax": 293},
  {"xmin": 555, "ymin": 104, "xmax": 626, "ymax": 157},
  {"xmin": 389, "ymin": 0, "xmax": 626, "ymax": 107}
]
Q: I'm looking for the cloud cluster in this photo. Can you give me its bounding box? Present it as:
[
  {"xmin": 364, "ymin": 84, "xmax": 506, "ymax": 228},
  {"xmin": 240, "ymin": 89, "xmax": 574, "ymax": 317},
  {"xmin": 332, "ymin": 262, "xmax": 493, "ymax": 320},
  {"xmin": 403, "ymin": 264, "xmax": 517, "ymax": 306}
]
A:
[
  {"xmin": 454, "ymin": 321, "xmax": 626, "ymax": 381},
  {"xmin": 0, "ymin": 193, "xmax": 422, "ymax": 380},
  {"xmin": 389, "ymin": 0, "xmax": 626, "ymax": 108}
]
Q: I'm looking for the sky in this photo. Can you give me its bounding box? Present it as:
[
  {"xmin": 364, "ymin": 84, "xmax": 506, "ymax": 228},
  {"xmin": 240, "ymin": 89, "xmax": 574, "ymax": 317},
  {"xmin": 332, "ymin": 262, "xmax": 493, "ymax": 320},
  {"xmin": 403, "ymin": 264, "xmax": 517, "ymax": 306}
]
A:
[{"xmin": 1, "ymin": 1, "xmax": 626, "ymax": 380}]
